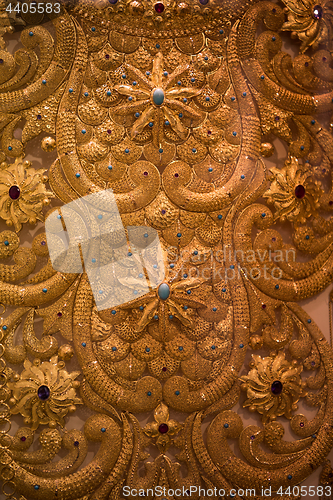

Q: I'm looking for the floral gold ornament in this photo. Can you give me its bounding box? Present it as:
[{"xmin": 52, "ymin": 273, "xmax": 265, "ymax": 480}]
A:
[
  {"xmin": 240, "ymin": 352, "xmax": 306, "ymax": 422},
  {"xmin": 0, "ymin": 0, "xmax": 333, "ymax": 498},
  {"xmin": 263, "ymin": 156, "xmax": 323, "ymax": 224},
  {"xmin": 143, "ymin": 402, "xmax": 183, "ymax": 452},
  {"xmin": 8, "ymin": 356, "xmax": 82, "ymax": 430},
  {"xmin": 0, "ymin": 158, "xmax": 53, "ymax": 231},
  {"xmin": 281, "ymin": 0, "xmax": 333, "ymax": 52}
]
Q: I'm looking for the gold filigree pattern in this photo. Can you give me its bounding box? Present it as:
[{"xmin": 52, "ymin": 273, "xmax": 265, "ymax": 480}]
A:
[{"xmin": 0, "ymin": 0, "xmax": 333, "ymax": 498}]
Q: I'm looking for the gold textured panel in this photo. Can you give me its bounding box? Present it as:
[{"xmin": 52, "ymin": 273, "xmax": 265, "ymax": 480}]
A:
[{"xmin": 0, "ymin": 0, "xmax": 333, "ymax": 498}]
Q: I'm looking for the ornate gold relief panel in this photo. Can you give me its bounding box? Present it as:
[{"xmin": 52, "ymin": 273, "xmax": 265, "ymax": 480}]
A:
[{"xmin": 0, "ymin": 0, "xmax": 333, "ymax": 498}]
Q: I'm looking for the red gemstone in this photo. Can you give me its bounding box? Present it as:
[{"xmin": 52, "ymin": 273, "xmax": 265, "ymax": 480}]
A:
[
  {"xmin": 158, "ymin": 423, "xmax": 168, "ymax": 433},
  {"xmin": 262, "ymin": 304, "xmax": 266, "ymax": 309},
  {"xmin": 20, "ymin": 436, "xmax": 26, "ymax": 442},
  {"xmin": 162, "ymin": 366, "xmax": 167, "ymax": 371},
  {"xmin": 105, "ymin": 54, "xmax": 110, "ymax": 59},
  {"xmin": 207, "ymin": 130, "xmax": 212, "ymax": 135},
  {"xmin": 57, "ymin": 312, "xmax": 62, "ymax": 317},
  {"xmin": 154, "ymin": 2, "xmax": 164, "ymax": 13},
  {"xmin": 295, "ymin": 184, "xmax": 306, "ymax": 199},
  {"xmin": 143, "ymin": 171, "xmax": 148, "ymax": 176},
  {"xmin": 37, "ymin": 385, "xmax": 50, "ymax": 401},
  {"xmin": 300, "ymin": 422, "xmax": 304, "ymax": 427},
  {"xmin": 271, "ymin": 380, "xmax": 283, "ymax": 395},
  {"xmin": 107, "ymin": 129, "xmax": 112, "ymax": 134},
  {"xmin": 174, "ymin": 173, "xmax": 179, "ymax": 178},
  {"xmin": 9, "ymin": 185, "xmax": 20, "ymax": 200},
  {"xmin": 329, "ymin": 201, "xmax": 333, "ymax": 206}
]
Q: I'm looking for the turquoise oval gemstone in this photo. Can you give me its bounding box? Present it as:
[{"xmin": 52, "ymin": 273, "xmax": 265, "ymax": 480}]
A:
[
  {"xmin": 158, "ymin": 283, "xmax": 170, "ymax": 300},
  {"xmin": 153, "ymin": 88, "xmax": 165, "ymax": 106}
]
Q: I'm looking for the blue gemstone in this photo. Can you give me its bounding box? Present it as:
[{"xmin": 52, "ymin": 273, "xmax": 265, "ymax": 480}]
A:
[
  {"xmin": 37, "ymin": 385, "xmax": 50, "ymax": 401},
  {"xmin": 224, "ymin": 423, "xmax": 229, "ymax": 428},
  {"xmin": 4, "ymin": 240, "xmax": 9, "ymax": 246},
  {"xmin": 158, "ymin": 283, "xmax": 170, "ymax": 300},
  {"xmin": 111, "ymin": 310, "xmax": 116, "ymax": 315},
  {"xmin": 101, "ymin": 427, "xmax": 106, "ymax": 432},
  {"xmin": 145, "ymin": 347, "xmax": 150, "ymax": 352},
  {"xmin": 112, "ymin": 346, "xmax": 117, "ymax": 351},
  {"xmin": 218, "ymin": 215, "xmax": 222, "ymax": 220},
  {"xmin": 147, "ymin": 391, "xmax": 152, "ymax": 396},
  {"xmin": 153, "ymin": 88, "xmax": 165, "ymax": 106},
  {"xmin": 175, "ymin": 390, "xmax": 180, "ymax": 395}
]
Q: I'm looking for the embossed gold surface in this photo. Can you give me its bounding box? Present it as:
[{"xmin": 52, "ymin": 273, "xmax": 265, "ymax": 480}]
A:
[{"xmin": 0, "ymin": 0, "xmax": 333, "ymax": 498}]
